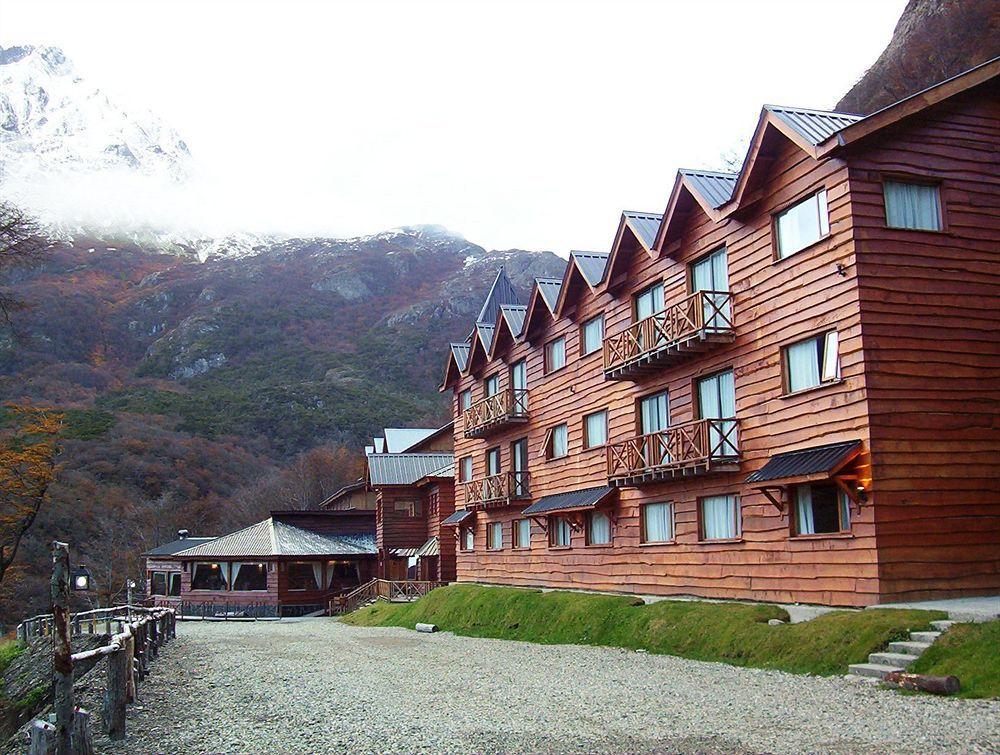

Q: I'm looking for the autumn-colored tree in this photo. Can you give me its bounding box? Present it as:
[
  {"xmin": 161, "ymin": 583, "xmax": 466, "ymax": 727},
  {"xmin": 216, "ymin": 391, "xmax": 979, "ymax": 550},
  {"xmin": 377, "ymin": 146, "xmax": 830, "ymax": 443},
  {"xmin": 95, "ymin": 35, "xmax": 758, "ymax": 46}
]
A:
[
  {"xmin": 0, "ymin": 404, "xmax": 63, "ymax": 589},
  {"xmin": 0, "ymin": 200, "xmax": 51, "ymax": 324}
]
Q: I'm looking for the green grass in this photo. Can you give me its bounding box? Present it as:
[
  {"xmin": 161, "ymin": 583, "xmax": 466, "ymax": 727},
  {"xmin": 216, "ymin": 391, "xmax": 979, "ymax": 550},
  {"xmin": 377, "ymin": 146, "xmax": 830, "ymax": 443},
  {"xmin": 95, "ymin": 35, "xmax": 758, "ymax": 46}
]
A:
[
  {"xmin": 0, "ymin": 640, "xmax": 25, "ymax": 676},
  {"xmin": 343, "ymin": 584, "xmax": 946, "ymax": 676},
  {"xmin": 910, "ymin": 620, "xmax": 1000, "ymax": 699}
]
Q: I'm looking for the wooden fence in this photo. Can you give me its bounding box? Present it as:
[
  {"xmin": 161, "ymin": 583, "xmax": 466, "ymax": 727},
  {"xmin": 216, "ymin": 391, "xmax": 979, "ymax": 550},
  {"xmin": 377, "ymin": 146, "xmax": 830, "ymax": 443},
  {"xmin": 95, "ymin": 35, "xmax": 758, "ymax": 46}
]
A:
[{"xmin": 328, "ymin": 579, "xmax": 446, "ymax": 615}]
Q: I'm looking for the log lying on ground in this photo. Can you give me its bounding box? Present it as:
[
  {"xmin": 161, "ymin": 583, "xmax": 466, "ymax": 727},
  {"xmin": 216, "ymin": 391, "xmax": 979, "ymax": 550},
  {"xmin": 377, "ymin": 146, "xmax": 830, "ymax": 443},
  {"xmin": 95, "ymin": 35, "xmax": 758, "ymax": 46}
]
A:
[
  {"xmin": 415, "ymin": 623, "xmax": 438, "ymax": 633},
  {"xmin": 882, "ymin": 671, "xmax": 960, "ymax": 695}
]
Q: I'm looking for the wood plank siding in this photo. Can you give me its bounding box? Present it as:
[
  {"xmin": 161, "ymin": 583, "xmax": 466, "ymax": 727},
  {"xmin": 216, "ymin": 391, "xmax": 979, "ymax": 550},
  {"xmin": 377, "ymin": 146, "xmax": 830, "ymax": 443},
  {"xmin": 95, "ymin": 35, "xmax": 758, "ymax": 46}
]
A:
[{"xmin": 445, "ymin": 71, "xmax": 999, "ymax": 607}]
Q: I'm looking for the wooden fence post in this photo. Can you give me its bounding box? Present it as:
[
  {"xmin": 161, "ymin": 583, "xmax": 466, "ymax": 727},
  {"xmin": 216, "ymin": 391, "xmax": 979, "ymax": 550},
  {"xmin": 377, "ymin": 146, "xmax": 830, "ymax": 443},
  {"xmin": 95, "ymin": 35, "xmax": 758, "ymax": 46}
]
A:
[
  {"xmin": 28, "ymin": 719, "xmax": 56, "ymax": 755},
  {"xmin": 103, "ymin": 643, "xmax": 129, "ymax": 740},
  {"xmin": 71, "ymin": 708, "xmax": 94, "ymax": 755},
  {"xmin": 125, "ymin": 633, "xmax": 136, "ymax": 704},
  {"xmin": 51, "ymin": 541, "xmax": 74, "ymax": 755}
]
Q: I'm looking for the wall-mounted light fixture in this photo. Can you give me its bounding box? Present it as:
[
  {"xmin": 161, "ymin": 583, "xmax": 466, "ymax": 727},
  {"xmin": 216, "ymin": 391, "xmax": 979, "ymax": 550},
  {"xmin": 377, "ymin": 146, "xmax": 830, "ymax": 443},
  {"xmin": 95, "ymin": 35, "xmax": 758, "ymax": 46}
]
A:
[{"xmin": 71, "ymin": 565, "xmax": 94, "ymax": 592}]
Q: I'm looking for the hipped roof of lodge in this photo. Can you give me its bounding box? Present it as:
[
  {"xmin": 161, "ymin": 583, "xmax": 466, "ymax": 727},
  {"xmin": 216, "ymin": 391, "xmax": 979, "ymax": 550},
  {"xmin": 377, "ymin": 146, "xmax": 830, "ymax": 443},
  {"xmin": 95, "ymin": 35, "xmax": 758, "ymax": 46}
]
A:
[
  {"xmin": 174, "ymin": 515, "xmax": 376, "ymax": 559},
  {"xmin": 443, "ymin": 59, "xmax": 1000, "ymax": 386}
]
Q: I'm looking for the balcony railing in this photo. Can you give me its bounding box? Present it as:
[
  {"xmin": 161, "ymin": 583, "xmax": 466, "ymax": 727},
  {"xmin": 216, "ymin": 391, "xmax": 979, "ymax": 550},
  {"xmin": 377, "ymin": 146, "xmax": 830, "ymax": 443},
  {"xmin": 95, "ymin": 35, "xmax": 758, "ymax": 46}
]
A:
[
  {"xmin": 603, "ymin": 290, "xmax": 735, "ymax": 380},
  {"xmin": 607, "ymin": 418, "xmax": 740, "ymax": 486},
  {"xmin": 463, "ymin": 471, "xmax": 530, "ymax": 509},
  {"xmin": 463, "ymin": 388, "xmax": 529, "ymax": 438}
]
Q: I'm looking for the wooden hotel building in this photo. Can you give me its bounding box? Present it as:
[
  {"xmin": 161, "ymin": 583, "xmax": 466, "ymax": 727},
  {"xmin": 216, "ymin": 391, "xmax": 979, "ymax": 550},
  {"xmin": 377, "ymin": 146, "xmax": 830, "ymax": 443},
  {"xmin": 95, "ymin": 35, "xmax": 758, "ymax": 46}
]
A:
[{"xmin": 440, "ymin": 61, "xmax": 1000, "ymax": 607}]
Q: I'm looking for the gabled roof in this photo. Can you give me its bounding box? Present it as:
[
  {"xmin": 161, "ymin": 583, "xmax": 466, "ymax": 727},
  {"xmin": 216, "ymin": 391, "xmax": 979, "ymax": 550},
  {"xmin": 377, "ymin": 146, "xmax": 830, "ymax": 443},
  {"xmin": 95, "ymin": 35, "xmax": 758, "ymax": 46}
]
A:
[
  {"xmin": 602, "ymin": 210, "xmax": 663, "ymax": 292},
  {"xmin": 535, "ymin": 278, "xmax": 562, "ymax": 312},
  {"xmin": 367, "ymin": 452, "xmax": 455, "ymax": 487},
  {"xmin": 554, "ymin": 251, "xmax": 610, "ymax": 317},
  {"xmin": 621, "ymin": 211, "xmax": 661, "ymax": 251},
  {"xmin": 679, "ymin": 169, "xmax": 738, "ymax": 210},
  {"xmin": 764, "ymin": 105, "xmax": 863, "ymax": 147},
  {"xmin": 146, "ymin": 536, "xmax": 217, "ymax": 557},
  {"xmin": 499, "ymin": 304, "xmax": 527, "ymax": 338},
  {"xmin": 174, "ymin": 516, "xmax": 376, "ymax": 559},
  {"xmin": 476, "ymin": 267, "xmax": 521, "ymax": 326},
  {"xmin": 488, "ymin": 304, "xmax": 528, "ymax": 360},
  {"xmin": 475, "ymin": 323, "xmax": 495, "ymax": 354},
  {"xmin": 655, "ymin": 170, "xmax": 737, "ymax": 251},
  {"xmin": 523, "ymin": 276, "xmax": 564, "ymax": 340},
  {"xmin": 319, "ymin": 479, "xmax": 366, "ymax": 510},
  {"xmin": 441, "ymin": 342, "xmax": 470, "ymax": 390}
]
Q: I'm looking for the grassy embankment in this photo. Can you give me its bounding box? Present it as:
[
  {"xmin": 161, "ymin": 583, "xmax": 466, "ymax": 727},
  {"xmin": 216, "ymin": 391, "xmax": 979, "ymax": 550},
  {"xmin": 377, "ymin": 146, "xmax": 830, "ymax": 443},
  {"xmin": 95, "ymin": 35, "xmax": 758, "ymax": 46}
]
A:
[
  {"xmin": 343, "ymin": 584, "xmax": 946, "ymax": 677},
  {"xmin": 909, "ymin": 620, "xmax": 1000, "ymax": 698}
]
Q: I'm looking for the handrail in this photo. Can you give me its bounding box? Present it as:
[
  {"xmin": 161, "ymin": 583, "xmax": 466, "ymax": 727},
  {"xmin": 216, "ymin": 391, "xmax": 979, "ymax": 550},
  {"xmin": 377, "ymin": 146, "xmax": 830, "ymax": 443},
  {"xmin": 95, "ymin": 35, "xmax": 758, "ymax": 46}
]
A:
[
  {"xmin": 463, "ymin": 470, "xmax": 530, "ymax": 507},
  {"xmin": 463, "ymin": 388, "xmax": 528, "ymax": 435},
  {"xmin": 603, "ymin": 290, "xmax": 733, "ymax": 372},
  {"xmin": 607, "ymin": 417, "xmax": 740, "ymax": 480},
  {"xmin": 16, "ymin": 604, "xmax": 166, "ymax": 641},
  {"xmin": 329, "ymin": 579, "xmax": 446, "ymax": 615}
]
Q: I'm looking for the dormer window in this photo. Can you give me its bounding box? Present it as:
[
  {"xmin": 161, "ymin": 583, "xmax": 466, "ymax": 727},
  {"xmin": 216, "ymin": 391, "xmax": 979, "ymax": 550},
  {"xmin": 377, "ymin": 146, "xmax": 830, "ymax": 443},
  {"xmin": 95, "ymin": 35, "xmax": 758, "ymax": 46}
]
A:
[{"xmin": 775, "ymin": 189, "xmax": 829, "ymax": 259}]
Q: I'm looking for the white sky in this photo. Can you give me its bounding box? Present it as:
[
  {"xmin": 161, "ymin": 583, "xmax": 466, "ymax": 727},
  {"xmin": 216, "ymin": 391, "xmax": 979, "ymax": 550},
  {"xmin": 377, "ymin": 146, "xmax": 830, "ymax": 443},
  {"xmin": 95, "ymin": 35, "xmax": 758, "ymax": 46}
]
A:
[{"xmin": 2, "ymin": 0, "xmax": 906, "ymax": 254}]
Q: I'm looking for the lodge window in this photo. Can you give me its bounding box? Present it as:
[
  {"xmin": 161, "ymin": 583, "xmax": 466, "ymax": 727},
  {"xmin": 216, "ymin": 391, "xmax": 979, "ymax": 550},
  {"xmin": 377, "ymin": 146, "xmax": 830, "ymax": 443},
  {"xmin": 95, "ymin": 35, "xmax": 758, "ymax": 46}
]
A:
[
  {"xmin": 510, "ymin": 359, "xmax": 527, "ymax": 393},
  {"xmin": 191, "ymin": 562, "xmax": 229, "ymax": 591},
  {"xmin": 484, "ymin": 374, "xmax": 500, "ymax": 397},
  {"xmin": 690, "ymin": 246, "xmax": 731, "ymax": 327},
  {"xmin": 168, "ymin": 572, "xmax": 181, "ymax": 596},
  {"xmin": 587, "ymin": 510, "xmax": 612, "ymax": 546},
  {"xmin": 150, "ymin": 571, "xmax": 167, "ymax": 596},
  {"xmin": 697, "ymin": 369, "xmax": 738, "ymax": 456},
  {"xmin": 459, "ymin": 455, "xmax": 473, "ymax": 483},
  {"xmin": 487, "ymin": 521, "xmax": 503, "ymax": 550},
  {"xmin": 783, "ymin": 331, "xmax": 840, "ymax": 393},
  {"xmin": 485, "ymin": 447, "xmax": 501, "ymax": 476},
  {"xmin": 583, "ymin": 409, "xmax": 607, "ymax": 449},
  {"xmin": 699, "ymin": 495, "xmax": 740, "ymax": 541},
  {"xmin": 634, "ymin": 281, "xmax": 665, "ymax": 321},
  {"xmin": 461, "ymin": 527, "xmax": 474, "ymax": 551},
  {"xmin": 775, "ymin": 189, "xmax": 829, "ymax": 259},
  {"xmin": 792, "ymin": 484, "xmax": 850, "ymax": 536},
  {"xmin": 581, "ymin": 314, "xmax": 604, "ymax": 356},
  {"xmin": 639, "ymin": 391, "xmax": 669, "ymax": 435},
  {"xmin": 511, "ymin": 438, "xmax": 528, "ymax": 496},
  {"xmin": 543, "ymin": 423, "xmax": 568, "ymax": 460},
  {"xmin": 549, "ymin": 516, "xmax": 571, "ymax": 548},
  {"xmin": 884, "ymin": 180, "xmax": 942, "ymax": 231},
  {"xmin": 231, "ymin": 562, "xmax": 268, "ymax": 591},
  {"xmin": 393, "ymin": 499, "xmax": 422, "ymax": 517},
  {"xmin": 641, "ymin": 502, "xmax": 674, "ymax": 544},
  {"xmin": 513, "ymin": 518, "xmax": 531, "ymax": 549},
  {"xmin": 459, "ymin": 389, "xmax": 472, "ymax": 412},
  {"xmin": 544, "ymin": 337, "xmax": 566, "ymax": 373},
  {"xmin": 287, "ymin": 561, "xmax": 322, "ymax": 591}
]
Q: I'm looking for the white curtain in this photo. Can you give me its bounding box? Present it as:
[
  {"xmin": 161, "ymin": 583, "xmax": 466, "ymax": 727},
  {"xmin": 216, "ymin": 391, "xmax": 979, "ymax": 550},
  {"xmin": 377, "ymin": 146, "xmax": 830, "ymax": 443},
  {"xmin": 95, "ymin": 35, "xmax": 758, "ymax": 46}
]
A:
[
  {"xmin": 194, "ymin": 562, "xmax": 228, "ymax": 589},
  {"xmin": 796, "ymin": 487, "xmax": 816, "ymax": 535},
  {"xmin": 644, "ymin": 503, "xmax": 673, "ymax": 542},
  {"xmin": 311, "ymin": 562, "xmax": 323, "ymax": 590},
  {"xmin": 230, "ymin": 562, "xmax": 243, "ymax": 589},
  {"xmin": 822, "ymin": 331, "xmax": 840, "ymax": 382},
  {"xmin": 487, "ymin": 448, "xmax": 500, "ymax": 475},
  {"xmin": 589, "ymin": 511, "xmax": 611, "ymax": 544},
  {"xmin": 517, "ymin": 519, "xmax": 531, "ymax": 547},
  {"xmin": 328, "ymin": 562, "xmax": 338, "ymax": 587},
  {"xmin": 787, "ymin": 338, "xmax": 821, "ymax": 392},
  {"xmin": 839, "ymin": 492, "xmax": 851, "ymax": 532},
  {"xmin": 702, "ymin": 495, "xmax": 737, "ymax": 539},
  {"xmin": 552, "ymin": 424, "xmax": 567, "ymax": 457},
  {"xmin": 778, "ymin": 190, "xmax": 828, "ymax": 258},
  {"xmin": 512, "ymin": 360, "xmax": 527, "ymax": 391},
  {"xmin": 885, "ymin": 181, "xmax": 940, "ymax": 230},
  {"xmin": 489, "ymin": 522, "xmax": 502, "ymax": 549},
  {"xmin": 554, "ymin": 518, "xmax": 571, "ymax": 546},
  {"xmin": 464, "ymin": 528, "xmax": 474, "ymax": 550},
  {"xmin": 640, "ymin": 393, "xmax": 669, "ymax": 435},
  {"xmin": 693, "ymin": 248, "xmax": 730, "ymax": 327},
  {"xmin": 586, "ymin": 411, "xmax": 607, "ymax": 447},
  {"xmin": 635, "ymin": 283, "xmax": 664, "ymax": 321}
]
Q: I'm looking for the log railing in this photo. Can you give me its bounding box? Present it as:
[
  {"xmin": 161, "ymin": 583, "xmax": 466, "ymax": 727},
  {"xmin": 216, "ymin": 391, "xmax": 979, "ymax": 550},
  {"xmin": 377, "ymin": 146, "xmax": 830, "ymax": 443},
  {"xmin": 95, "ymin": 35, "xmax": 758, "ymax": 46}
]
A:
[
  {"xmin": 463, "ymin": 471, "xmax": 530, "ymax": 508},
  {"xmin": 463, "ymin": 388, "xmax": 529, "ymax": 437},
  {"xmin": 607, "ymin": 417, "xmax": 740, "ymax": 483},
  {"xmin": 329, "ymin": 579, "xmax": 446, "ymax": 615},
  {"xmin": 603, "ymin": 290, "xmax": 734, "ymax": 375},
  {"xmin": 16, "ymin": 604, "xmax": 167, "ymax": 642}
]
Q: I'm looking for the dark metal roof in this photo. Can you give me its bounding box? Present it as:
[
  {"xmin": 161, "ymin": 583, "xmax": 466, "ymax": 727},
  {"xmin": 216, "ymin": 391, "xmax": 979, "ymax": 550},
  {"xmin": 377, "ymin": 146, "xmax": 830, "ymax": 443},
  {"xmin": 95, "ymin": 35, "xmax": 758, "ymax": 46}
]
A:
[
  {"xmin": 499, "ymin": 304, "xmax": 527, "ymax": 337},
  {"xmin": 764, "ymin": 105, "xmax": 864, "ymax": 146},
  {"xmin": 442, "ymin": 509, "xmax": 474, "ymax": 526},
  {"xmin": 449, "ymin": 342, "xmax": 470, "ymax": 372},
  {"xmin": 571, "ymin": 251, "xmax": 610, "ymax": 287},
  {"xmin": 367, "ymin": 453, "xmax": 455, "ymax": 486},
  {"xmin": 147, "ymin": 537, "xmax": 216, "ymax": 556},
  {"xmin": 534, "ymin": 278, "xmax": 563, "ymax": 313},
  {"xmin": 679, "ymin": 170, "xmax": 738, "ymax": 209},
  {"xmin": 476, "ymin": 267, "xmax": 521, "ymax": 325},
  {"xmin": 476, "ymin": 323, "xmax": 495, "ymax": 353},
  {"xmin": 622, "ymin": 211, "xmax": 662, "ymax": 250},
  {"xmin": 173, "ymin": 519, "xmax": 376, "ymax": 558},
  {"xmin": 746, "ymin": 440, "xmax": 862, "ymax": 484},
  {"xmin": 522, "ymin": 485, "xmax": 616, "ymax": 515}
]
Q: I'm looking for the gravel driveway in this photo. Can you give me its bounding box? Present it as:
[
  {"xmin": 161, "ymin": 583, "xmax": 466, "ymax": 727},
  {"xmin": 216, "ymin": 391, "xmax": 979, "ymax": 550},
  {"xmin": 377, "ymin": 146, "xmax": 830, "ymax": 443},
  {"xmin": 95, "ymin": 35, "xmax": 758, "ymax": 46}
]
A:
[{"xmin": 85, "ymin": 618, "xmax": 999, "ymax": 754}]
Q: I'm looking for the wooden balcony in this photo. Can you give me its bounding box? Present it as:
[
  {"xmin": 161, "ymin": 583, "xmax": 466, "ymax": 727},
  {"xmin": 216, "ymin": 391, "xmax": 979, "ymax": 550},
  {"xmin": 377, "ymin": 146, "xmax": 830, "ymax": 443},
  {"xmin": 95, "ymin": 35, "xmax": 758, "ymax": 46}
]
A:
[
  {"xmin": 463, "ymin": 471, "xmax": 530, "ymax": 509},
  {"xmin": 607, "ymin": 418, "xmax": 740, "ymax": 486},
  {"xmin": 463, "ymin": 388, "xmax": 529, "ymax": 438},
  {"xmin": 603, "ymin": 290, "xmax": 735, "ymax": 380}
]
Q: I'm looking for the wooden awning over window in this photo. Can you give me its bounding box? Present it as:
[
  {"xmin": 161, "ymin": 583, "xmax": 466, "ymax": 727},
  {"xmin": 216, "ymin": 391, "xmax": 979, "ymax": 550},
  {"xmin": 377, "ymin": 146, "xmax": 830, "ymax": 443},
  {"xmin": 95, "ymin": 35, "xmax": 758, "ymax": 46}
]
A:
[{"xmin": 746, "ymin": 440, "xmax": 865, "ymax": 510}]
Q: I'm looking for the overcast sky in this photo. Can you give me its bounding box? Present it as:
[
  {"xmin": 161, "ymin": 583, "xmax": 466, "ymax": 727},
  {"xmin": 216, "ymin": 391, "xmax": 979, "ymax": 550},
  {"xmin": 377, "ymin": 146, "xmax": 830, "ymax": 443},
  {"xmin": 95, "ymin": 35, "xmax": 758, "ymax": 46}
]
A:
[{"xmin": 3, "ymin": 0, "xmax": 906, "ymax": 254}]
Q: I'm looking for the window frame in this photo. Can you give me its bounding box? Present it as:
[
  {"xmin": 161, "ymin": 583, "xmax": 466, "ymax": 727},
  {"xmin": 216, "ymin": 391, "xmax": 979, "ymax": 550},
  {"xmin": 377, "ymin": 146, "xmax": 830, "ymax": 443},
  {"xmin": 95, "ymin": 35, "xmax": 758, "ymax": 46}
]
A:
[
  {"xmin": 486, "ymin": 521, "xmax": 504, "ymax": 550},
  {"xmin": 639, "ymin": 502, "xmax": 675, "ymax": 545},
  {"xmin": 512, "ymin": 518, "xmax": 532, "ymax": 550},
  {"xmin": 231, "ymin": 561, "xmax": 269, "ymax": 592},
  {"xmin": 881, "ymin": 176, "xmax": 945, "ymax": 232},
  {"xmin": 460, "ymin": 526, "xmax": 474, "ymax": 551},
  {"xmin": 150, "ymin": 571, "xmax": 168, "ymax": 596},
  {"xmin": 459, "ymin": 455, "xmax": 473, "ymax": 483},
  {"xmin": 637, "ymin": 390, "xmax": 670, "ymax": 436},
  {"xmin": 459, "ymin": 389, "xmax": 472, "ymax": 412},
  {"xmin": 773, "ymin": 188, "xmax": 831, "ymax": 261},
  {"xmin": 285, "ymin": 561, "xmax": 321, "ymax": 592},
  {"xmin": 544, "ymin": 337, "xmax": 567, "ymax": 374},
  {"xmin": 580, "ymin": 313, "xmax": 605, "ymax": 356},
  {"xmin": 781, "ymin": 329, "xmax": 841, "ymax": 396},
  {"xmin": 586, "ymin": 510, "xmax": 613, "ymax": 546},
  {"xmin": 548, "ymin": 515, "xmax": 572, "ymax": 549},
  {"xmin": 485, "ymin": 446, "xmax": 501, "ymax": 477},
  {"xmin": 543, "ymin": 423, "xmax": 569, "ymax": 460},
  {"xmin": 790, "ymin": 483, "xmax": 852, "ymax": 538},
  {"xmin": 698, "ymin": 494, "xmax": 742, "ymax": 542},
  {"xmin": 484, "ymin": 373, "xmax": 500, "ymax": 397},
  {"xmin": 582, "ymin": 408, "xmax": 608, "ymax": 450},
  {"xmin": 392, "ymin": 498, "xmax": 422, "ymax": 517},
  {"xmin": 190, "ymin": 561, "xmax": 229, "ymax": 591}
]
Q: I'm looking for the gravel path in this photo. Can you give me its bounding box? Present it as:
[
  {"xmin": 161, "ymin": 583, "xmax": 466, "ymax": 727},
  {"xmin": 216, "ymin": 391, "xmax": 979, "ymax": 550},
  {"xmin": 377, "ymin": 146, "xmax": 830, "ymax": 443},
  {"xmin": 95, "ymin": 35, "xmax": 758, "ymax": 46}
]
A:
[{"xmin": 85, "ymin": 619, "xmax": 999, "ymax": 755}]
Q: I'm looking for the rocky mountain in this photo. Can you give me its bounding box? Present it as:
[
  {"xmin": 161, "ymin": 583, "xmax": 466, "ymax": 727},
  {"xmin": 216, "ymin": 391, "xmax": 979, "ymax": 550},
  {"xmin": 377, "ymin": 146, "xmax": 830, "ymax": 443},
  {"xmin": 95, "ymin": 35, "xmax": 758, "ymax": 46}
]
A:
[{"xmin": 837, "ymin": 0, "xmax": 999, "ymax": 114}]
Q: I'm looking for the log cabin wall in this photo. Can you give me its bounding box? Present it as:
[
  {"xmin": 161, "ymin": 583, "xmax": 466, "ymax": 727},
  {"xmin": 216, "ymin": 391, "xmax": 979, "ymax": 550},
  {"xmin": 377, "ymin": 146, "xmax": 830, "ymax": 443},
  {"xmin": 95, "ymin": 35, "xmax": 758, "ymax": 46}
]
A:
[
  {"xmin": 452, "ymin": 133, "xmax": 882, "ymax": 606},
  {"xmin": 429, "ymin": 482, "xmax": 458, "ymax": 582},
  {"xmin": 846, "ymin": 84, "xmax": 1000, "ymax": 601}
]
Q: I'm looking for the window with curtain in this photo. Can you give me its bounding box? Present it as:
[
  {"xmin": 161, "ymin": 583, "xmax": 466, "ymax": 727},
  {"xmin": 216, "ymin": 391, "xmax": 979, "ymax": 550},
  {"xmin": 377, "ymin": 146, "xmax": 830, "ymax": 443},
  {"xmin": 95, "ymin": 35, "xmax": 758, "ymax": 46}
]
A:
[
  {"xmin": 697, "ymin": 370, "xmax": 737, "ymax": 457},
  {"xmin": 794, "ymin": 484, "xmax": 850, "ymax": 536},
  {"xmin": 168, "ymin": 572, "xmax": 182, "ymax": 596},
  {"xmin": 549, "ymin": 516, "xmax": 571, "ymax": 547},
  {"xmin": 514, "ymin": 518, "xmax": 531, "ymax": 548},
  {"xmin": 634, "ymin": 282, "xmax": 665, "ymax": 321},
  {"xmin": 459, "ymin": 389, "xmax": 472, "ymax": 412},
  {"xmin": 232, "ymin": 562, "xmax": 268, "ymax": 591},
  {"xmin": 485, "ymin": 447, "xmax": 501, "ymax": 476},
  {"xmin": 784, "ymin": 331, "xmax": 840, "ymax": 393},
  {"xmin": 700, "ymin": 495, "xmax": 739, "ymax": 540},
  {"xmin": 691, "ymin": 247, "xmax": 731, "ymax": 329},
  {"xmin": 484, "ymin": 374, "xmax": 500, "ymax": 397},
  {"xmin": 775, "ymin": 189, "xmax": 829, "ymax": 258},
  {"xmin": 545, "ymin": 423, "xmax": 568, "ymax": 459},
  {"xmin": 287, "ymin": 561, "xmax": 320, "ymax": 590},
  {"xmin": 511, "ymin": 438, "xmax": 528, "ymax": 496},
  {"xmin": 884, "ymin": 181, "xmax": 941, "ymax": 231},
  {"xmin": 544, "ymin": 337, "xmax": 566, "ymax": 373},
  {"xmin": 587, "ymin": 511, "xmax": 612, "ymax": 545},
  {"xmin": 640, "ymin": 392, "xmax": 670, "ymax": 435},
  {"xmin": 584, "ymin": 410, "xmax": 607, "ymax": 448},
  {"xmin": 461, "ymin": 527, "xmax": 474, "ymax": 551},
  {"xmin": 510, "ymin": 359, "xmax": 527, "ymax": 395},
  {"xmin": 150, "ymin": 571, "xmax": 167, "ymax": 595},
  {"xmin": 581, "ymin": 314, "xmax": 604, "ymax": 355},
  {"xmin": 642, "ymin": 502, "xmax": 674, "ymax": 543},
  {"xmin": 191, "ymin": 562, "xmax": 229, "ymax": 590},
  {"xmin": 460, "ymin": 456, "xmax": 473, "ymax": 483},
  {"xmin": 487, "ymin": 522, "xmax": 503, "ymax": 550}
]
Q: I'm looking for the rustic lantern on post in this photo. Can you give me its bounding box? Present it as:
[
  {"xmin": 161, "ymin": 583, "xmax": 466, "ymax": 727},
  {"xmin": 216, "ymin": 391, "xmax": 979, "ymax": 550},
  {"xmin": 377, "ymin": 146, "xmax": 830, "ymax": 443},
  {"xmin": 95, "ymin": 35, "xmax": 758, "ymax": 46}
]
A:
[{"xmin": 71, "ymin": 565, "xmax": 94, "ymax": 592}]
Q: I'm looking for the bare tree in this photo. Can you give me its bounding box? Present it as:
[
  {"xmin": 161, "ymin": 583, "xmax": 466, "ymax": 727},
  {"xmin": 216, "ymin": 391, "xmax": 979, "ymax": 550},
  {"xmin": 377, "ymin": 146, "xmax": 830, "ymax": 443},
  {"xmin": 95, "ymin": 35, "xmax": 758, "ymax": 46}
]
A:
[{"xmin": 0, "ymin": 200, "xmax": 52, "ymax": 324}]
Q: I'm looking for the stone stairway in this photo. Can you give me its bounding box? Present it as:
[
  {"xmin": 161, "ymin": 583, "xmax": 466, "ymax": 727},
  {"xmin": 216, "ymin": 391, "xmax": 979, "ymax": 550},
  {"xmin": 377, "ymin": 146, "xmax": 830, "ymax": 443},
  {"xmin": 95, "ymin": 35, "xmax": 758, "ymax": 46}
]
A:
[{"xmin": 849, "ymin": 620, "xmax": 955, "ymax": 680}]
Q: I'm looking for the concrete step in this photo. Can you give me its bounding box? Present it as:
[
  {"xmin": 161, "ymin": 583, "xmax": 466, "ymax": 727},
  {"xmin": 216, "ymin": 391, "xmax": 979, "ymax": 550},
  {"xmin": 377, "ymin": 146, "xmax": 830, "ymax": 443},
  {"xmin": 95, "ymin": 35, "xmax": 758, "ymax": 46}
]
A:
[
  {"xmin": 888, "ymin": 640, "xmax": 932, "ymax": 656},
  {"xmin": 849, "ymin": 662, "xmax": 904, "ymax": 679},
  {"xmin": 930, "ymin": 620, "xmax": 957, "ymax": 632},
  {"xmin": 909, "ymin": 631, "xmax": 941, "ymax": 643},
  {"xmin": 869, "ymin": 651, "xmax": 920, "ymax": 668}
]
